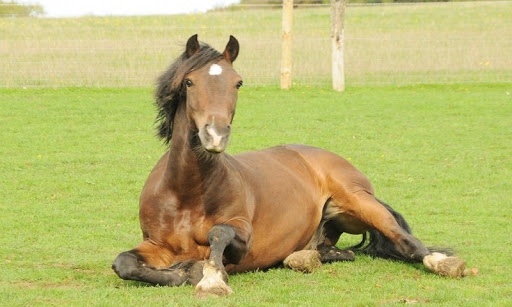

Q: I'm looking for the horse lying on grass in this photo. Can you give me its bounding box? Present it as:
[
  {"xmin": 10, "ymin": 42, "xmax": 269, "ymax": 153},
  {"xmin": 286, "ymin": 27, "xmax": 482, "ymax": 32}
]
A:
[{"xmin": 112, "ymin": 34, "xmax": 468, "ymax": 298}]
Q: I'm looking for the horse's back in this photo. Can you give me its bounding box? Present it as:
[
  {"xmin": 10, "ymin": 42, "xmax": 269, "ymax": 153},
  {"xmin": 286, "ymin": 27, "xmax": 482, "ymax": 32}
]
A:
[
  {"xmin": 283, "ymin": 144, "xmax": 374, "ymax": 195},
  {"xmin": 234, "ymin": 144, "xmax": 373, "ymax": 197}
]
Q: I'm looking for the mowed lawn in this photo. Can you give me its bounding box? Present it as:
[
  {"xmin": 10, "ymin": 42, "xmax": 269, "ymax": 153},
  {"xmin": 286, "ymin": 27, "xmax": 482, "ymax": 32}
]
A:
[{"xmin": 1, "ymin": 84, "xmax": 511, "ymax": 305}]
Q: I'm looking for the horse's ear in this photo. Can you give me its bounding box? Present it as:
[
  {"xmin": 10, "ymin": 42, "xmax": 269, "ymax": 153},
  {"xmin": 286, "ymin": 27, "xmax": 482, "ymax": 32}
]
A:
[
  {"xmin": 185, "ymin": 34, "xmax": 200, "ymax": 58},
  {"xmin": 223, "ymin": 35, "xmax": 239, "ymax": 63}
]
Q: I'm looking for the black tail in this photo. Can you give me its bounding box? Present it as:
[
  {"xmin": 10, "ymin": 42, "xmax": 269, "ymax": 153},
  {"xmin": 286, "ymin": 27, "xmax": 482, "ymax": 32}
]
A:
[{"xmin": 351, "ymin": 199, "xmax": 452, "ymax": 262}]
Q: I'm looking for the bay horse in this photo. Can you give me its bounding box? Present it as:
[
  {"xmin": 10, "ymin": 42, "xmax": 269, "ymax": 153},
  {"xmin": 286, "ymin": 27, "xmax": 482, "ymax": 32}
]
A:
[{"xmin": 112, "ymin": 35, "xmax": 468, "ymax": 297}]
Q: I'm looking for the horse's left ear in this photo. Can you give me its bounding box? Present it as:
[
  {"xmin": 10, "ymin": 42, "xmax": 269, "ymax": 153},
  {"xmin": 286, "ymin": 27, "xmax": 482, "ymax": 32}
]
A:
[
  {"xmin": 186, "ymin": 34, "xmax": 200, "ymax": 58},
  {"xmin": 223, "ymin": 35, "xmax": 239, "ymax": 63}
]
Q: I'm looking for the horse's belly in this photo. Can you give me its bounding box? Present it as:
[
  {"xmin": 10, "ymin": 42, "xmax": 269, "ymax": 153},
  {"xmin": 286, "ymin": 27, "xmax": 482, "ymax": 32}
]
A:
[
  {"xmin": 229, "ymin": 146, "xmax": 329, "ymax": 272},
  {"xmin": 240, "ymin": 189, "xmax": 325, "ymax": 271},
  {"xmin": 228, "ymin": 199, "xmax": 323, "ymax": 273}
]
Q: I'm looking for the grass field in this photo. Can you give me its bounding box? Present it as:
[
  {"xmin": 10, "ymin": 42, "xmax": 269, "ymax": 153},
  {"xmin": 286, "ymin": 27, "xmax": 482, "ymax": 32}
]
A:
[
  {"xmin": 1, "ymin": 1, "xmax": 512, "ymax": 87},
  {"xmin": 1, "ymin": 84, "xmax": 511, "ymax": 305}
]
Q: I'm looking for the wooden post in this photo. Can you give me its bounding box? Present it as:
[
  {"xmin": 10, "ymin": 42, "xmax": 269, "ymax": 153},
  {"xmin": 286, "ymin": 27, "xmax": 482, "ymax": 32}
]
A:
[
  {"xmin": 281, "ymin": 0, "xmax": 293, "ymax": 89},
  {"xmin": 331, "ymin": 0, "xmax": 345, "ymax": 92}
]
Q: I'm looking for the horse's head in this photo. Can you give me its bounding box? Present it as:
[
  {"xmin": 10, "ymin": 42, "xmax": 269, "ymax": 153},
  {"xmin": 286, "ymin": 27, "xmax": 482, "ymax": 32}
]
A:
[
  {"xmin": 182, "ymin": 35, "xmax": 242, "ymax": 153},
  {"xmin": 155, "ymin": 35, "xmax": 242, "ymax": 153}
]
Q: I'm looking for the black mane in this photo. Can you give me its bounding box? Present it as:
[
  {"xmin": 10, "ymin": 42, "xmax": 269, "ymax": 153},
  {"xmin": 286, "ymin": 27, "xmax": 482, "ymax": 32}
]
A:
[{"xmin": 155, "ymin": 43, "xmax": 223, "ymax": 144}]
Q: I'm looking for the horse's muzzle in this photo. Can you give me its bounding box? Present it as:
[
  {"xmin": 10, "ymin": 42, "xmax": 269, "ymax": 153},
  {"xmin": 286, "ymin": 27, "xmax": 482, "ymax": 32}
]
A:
[{"xmin": 199, "ymin": 123, "xmax": 231, "ymax": 153}]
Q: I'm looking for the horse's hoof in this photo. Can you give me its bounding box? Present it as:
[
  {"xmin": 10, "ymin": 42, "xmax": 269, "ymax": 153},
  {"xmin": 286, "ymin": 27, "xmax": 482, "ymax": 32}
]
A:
[
  {"xmin": 194, "ymin": 262, "xmax": 233, "ymax": 298},
  {"xmin": 318, "ymin": 245, "xmax": 355, "ymax": 262},
  {"xmin": 436, "ymin": 257, "xmax": 467, "ymax": 278},
  {"xmin": 195, "ymin": 280, "xmax": 233, "ymax": 298},
  {"xmin": 423, "ymin": 253, "xmax": 467, "ymax": 278},
  {"xmin": 284, "ymin": 250, "xmax": 322, "ymax": 273}
]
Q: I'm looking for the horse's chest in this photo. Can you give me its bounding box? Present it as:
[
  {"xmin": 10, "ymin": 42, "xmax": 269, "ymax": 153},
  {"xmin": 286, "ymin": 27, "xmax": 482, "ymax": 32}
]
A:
[{"xmin": 141, "ymin": 200, "xmax": 212, "ymax": 252}]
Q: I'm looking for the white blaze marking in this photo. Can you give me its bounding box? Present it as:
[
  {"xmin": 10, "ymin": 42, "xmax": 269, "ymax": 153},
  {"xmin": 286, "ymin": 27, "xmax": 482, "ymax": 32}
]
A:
[
  {"xmin": 207, "ymin": 126, "xmax": 222, "ymax": 147},
  {"xmin": 209, "ymin": 64, "xmax": 223, "ymax": 76}
]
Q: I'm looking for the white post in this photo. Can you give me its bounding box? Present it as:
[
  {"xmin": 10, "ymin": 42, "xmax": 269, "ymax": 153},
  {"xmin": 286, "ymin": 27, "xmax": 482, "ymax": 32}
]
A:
[
  {"xmin": 281, "ymin": 0, "xmax": 293, "ymax": 89},
  {"xmin": 331, "ymin": 0, "xmax": 345, "ymax": 92}
]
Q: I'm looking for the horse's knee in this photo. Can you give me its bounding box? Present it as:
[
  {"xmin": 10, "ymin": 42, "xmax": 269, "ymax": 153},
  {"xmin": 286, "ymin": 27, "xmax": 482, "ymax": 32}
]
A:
[
  {"xmin": 208, "ymin": 224, "xmax": 236, "ymax": 246},
  {"xmin": 209, "ymin": 224, "xmax": 250, "ymax": 265},
  {"xmin": 112, "ymin": 251, "xmax": 140, "ymax": 280}
]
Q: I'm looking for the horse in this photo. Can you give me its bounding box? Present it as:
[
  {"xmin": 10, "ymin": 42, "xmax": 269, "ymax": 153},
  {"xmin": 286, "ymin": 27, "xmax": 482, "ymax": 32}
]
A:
[{"xmin": 112, "ymin": 34, "xmax": 468, "ymax": 297}]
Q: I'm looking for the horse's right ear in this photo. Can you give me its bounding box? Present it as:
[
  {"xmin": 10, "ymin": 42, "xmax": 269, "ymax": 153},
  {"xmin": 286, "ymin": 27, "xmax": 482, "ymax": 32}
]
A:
[
  {"xmin": 223, "ymin": 35, "xmax": 239, "ymax": 63},
  {"xmin": 185, "ymin": 34, "xmax": 200, "ymax": 58}
]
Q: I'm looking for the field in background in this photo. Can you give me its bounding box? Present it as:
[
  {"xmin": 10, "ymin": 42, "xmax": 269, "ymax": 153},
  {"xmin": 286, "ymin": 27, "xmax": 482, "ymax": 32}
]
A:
[
  {"xmin": 1, "ymin": 85, "xmax": 511, "ymax": 305},
  {"xmin": 1, "ymin": 1, "xmax": 511, "ymax": 87}
]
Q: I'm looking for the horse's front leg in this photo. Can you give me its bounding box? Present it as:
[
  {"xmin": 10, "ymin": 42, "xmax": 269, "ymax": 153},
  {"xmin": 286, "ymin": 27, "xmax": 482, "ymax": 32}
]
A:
[
  {"xmin": 112, "ymin": 248, "xmax": 204, "ymax": 286},
  {"xmin": 195, "ymin": 224, "xmax": 251, "ymax": 298}
]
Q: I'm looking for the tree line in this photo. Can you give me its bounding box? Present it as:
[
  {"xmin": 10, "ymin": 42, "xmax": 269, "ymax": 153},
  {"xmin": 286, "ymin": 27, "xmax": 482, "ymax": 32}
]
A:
[{"xmin": 0, "ymin": 1, "xmax": 44, "ymax": 17}]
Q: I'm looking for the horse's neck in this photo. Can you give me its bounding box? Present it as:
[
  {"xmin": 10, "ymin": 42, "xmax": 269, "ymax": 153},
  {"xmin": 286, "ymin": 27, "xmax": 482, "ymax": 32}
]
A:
[{"xmin": 165, "ymin": 104, "xmax": 228, "ymax": 195}]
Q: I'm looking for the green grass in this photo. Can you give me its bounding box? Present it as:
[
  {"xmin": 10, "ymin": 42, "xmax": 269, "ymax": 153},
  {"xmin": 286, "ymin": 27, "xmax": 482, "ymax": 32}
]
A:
[
  {"xmin": 1, "ymin": 1, "xmax": 511, "ymax": 87},
  {"xmin": 1, "ymin": 84, "xmax": 511, "ymax": 305}
]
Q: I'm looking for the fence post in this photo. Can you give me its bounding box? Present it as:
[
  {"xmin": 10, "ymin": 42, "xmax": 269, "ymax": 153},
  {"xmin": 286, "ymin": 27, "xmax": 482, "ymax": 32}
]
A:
[
  {"xmin": 331, "ymin": 0, "xmax": 345, "ymax": 92},
  {"xmin": 281, "ymin": 0, "xmax": 293, "ymax": 89}
]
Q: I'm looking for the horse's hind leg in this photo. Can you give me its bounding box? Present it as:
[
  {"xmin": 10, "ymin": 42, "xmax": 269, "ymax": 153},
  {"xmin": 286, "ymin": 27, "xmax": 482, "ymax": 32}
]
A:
[
  {"xmin": 316, "ymin": 220, "xmax": 355, "ymax": 263},
  {"xmin": 318, "ymin": 245, "xmax": 355, "ymax": 263},
  {"xmin": 283, "ymin": 219, "xmax": 355, "ymax": 273},
  {"xmin": 350, "ymin": 194, "xmax": 431, "ymax": 262},
  {"xmin": 331, "ymin": 191, "xmax": 467, "ymax": 277},
  {"xmin": 282, "ymin": 245, "xmax": 354, "ymax": 274}
]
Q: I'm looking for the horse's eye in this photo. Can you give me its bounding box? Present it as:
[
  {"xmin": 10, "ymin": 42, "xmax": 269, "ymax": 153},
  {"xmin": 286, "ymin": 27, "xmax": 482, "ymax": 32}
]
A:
[
  {"xmin": 236, "ymin": 81, "xmax": 243, "ymax": 89},
  {"xmin": 184, "ymin": 79, "xmax": 193, "ymax": 87}
]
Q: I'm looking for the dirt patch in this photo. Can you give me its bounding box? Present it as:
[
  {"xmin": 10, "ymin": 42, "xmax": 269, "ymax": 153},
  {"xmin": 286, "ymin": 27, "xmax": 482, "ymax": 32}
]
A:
[
  {"xmin": 380, "ymin": 298, "xmax": 430, "ymax": 305},
  {"xmin": 10, "ymin": 281, "xmax": 38, "ymax": 289}
]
